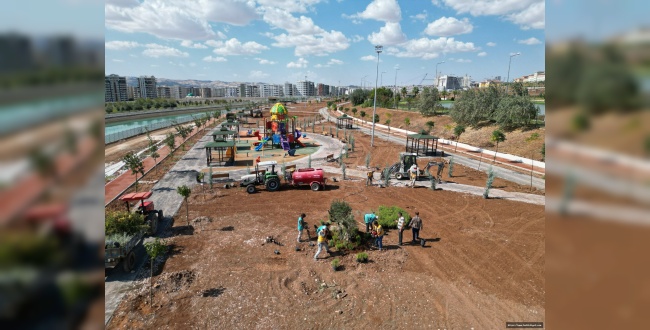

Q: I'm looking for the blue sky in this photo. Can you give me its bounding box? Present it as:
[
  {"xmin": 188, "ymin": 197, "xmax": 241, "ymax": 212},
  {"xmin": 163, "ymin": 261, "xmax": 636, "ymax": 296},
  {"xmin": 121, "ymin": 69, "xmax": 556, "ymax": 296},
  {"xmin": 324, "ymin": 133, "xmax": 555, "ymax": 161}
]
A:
[{"xmin": 105, "ymin": 0, "xmax": 545, "ymax": 86}]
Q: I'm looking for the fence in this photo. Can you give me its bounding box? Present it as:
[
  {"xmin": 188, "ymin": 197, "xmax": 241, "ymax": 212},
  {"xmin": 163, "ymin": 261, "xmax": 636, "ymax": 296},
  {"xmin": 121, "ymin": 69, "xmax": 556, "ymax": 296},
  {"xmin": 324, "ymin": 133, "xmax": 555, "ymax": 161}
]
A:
[{"xmin": 105, "ymin": 115, "xmax": 198, "ymax": 144}]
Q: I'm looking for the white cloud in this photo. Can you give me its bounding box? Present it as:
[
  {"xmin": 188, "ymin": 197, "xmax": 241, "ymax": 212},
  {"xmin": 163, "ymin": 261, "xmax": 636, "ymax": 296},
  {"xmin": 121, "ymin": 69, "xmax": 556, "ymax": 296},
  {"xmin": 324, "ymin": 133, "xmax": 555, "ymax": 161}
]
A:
[
  {"xmin": 180, "ymin": 40, "xmax": 208, "ymax": 49},
  {"xmin": 270, "ymin": 30, "xmax": 349, "ymax": 56},
  {"xmin": 203, "ymin": 56, "xmax": 227, "ymax": 62},
  {"xmin": 487, "ymin": 41, "xmax": 496, "ymax": 47},
  {"xmin": 385, "ymin": 37, "xmax": 477, "ymax": 59},
  {"xmin": 142, "ymin": 44, "xmax": 189, "ymax": 58},
  {"xmin": 105, "ymin": 0, "xmax": 139, "ymax": 8},
  {"xmin": 198, "ymin": 0, "xmax": 259, "ymax": 26},
  {"xmin": 151, "ymin": 64, "xmax": 159, "ymax": 67},
  {"xmin": 256, "ymin": 0, "xmax": 322, "ymax": 13},
  {"xmin": 478, "ymin": 51, "xmax": 487, "ymax": 56},
  {"xmin": 287, "ymin": 58, "xmax": 309, "ymax": 68},
  {"xmin": 314, "ymin": 64, "xmax": 324, "ymax": 68},
  {"xmin": 112, "ymin": 59, "xmax": 125, "ymax": 62},
  {"xmin": 439, "ymin": 0, "xmax": 544, "ymax": 30},
  {"xmin": 349, "ymin": 0, "xmax": 401, "ymax": 23},
  {"xmin": 105, "ymin": 40, "xmax": 141, "ymax": 50},
  {"xmin": 255, "ymin": 58, "xmax": 277, "ymax": 65},
  {"xmin": 518, "ymin": 37, "xmax": 541, "ymax": 45},
  {"xmin": 351, "ymin": 35, "xmax": 364, "ymax": 43},
  {"xmin": 424, "ymin": 17, "xmax": 473, "ymax": 37},
  {"xmin": 249, "ymin": 70, "xmax": 270, "ymax": 80},
  {"xmin": 410, "ymin": 10, "xmax": 428, "ymax": 21},
  {"xmin": 360, "ymin": 55, "xmax": 375, "ymax": 61},
  {"xmin": 368, "ymin": 22, "xmax": 407, "ymax": 46},
  {"xmin": 262, "ymin": 8, "xmax": 324, "ymax": 35},
  {"xmin": 456, "ymin": 58, "xmax": 471, "ymax": 63},
  {"xmin": 210, "ymin": 38, "xmax": 269, "ymax": 56},
  {"xmin": 328, "ymin": 59, "xmax": 343, "ymax": 65}
]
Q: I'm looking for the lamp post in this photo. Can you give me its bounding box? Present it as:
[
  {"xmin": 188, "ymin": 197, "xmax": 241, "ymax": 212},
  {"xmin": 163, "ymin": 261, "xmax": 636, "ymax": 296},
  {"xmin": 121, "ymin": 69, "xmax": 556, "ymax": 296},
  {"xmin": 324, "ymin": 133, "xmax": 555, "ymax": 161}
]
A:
[
  {"xmin": 506, "ymin": 52, "xmax": 520, "ymax": 94},
  {"xmin": 435, "ymin": 61, "xmax": 445, "ymax": 89},
  {"xmin": 393, "ymin": 68, "xmax": 400, "ymax": 109},
  {"xmin": 380, "ymin": 71, "xmax": 386, "ymax": 87},
  {"xmin": 371, "ymin": 45, "xmax": 382, "ymax": 147},
  {"xmin": 361, "ymin": 75, "xmax": 368, "ymax": 91}
]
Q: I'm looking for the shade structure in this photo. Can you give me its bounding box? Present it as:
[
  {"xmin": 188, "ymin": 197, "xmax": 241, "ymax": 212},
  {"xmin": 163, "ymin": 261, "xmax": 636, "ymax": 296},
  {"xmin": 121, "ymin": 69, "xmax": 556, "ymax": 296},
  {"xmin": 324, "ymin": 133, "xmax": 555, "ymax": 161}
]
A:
[
  {"xmin": 336, "ymin": 115, "xmax": 353, "ymax": 129},
  {"xmin": 405, "ymin": 133, "xmax": 439, "ymax": 156},
  {"xmin": 204, "ymin": 141, "xmax": 236, "ymax": 166}
]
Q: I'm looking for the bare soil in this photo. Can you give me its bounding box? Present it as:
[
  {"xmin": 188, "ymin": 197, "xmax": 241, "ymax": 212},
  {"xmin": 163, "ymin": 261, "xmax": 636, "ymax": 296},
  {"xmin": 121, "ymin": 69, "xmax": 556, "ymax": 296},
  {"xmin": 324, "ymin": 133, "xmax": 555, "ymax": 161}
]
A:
[{"xmin": 107, "ymin": 107, "xmax": 545, "ymax": 329}]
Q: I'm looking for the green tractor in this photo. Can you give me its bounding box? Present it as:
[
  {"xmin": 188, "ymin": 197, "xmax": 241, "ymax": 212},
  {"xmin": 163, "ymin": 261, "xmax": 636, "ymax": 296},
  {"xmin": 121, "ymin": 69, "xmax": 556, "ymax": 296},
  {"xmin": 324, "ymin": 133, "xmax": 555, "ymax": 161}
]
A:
[{"xmin": 239, "ymin": 160, "xmax": 282, "ymax": 194}]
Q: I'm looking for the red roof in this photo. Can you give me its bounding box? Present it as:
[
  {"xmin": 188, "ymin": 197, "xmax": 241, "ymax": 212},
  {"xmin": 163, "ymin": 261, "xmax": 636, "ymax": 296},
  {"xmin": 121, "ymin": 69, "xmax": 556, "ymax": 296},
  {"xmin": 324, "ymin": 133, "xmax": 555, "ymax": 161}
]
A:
[{"xmin": 119, "ymin": 191, "xmax": 153, "ymax": 202}]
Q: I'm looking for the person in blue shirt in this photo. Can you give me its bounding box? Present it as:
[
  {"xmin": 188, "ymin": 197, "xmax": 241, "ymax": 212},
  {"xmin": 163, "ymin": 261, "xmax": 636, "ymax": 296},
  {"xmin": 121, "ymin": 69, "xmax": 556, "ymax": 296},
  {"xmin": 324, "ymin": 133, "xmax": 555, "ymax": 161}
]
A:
[{"xmin": 363, "ymin": 212, "xmax": 378, "ymax": 233}]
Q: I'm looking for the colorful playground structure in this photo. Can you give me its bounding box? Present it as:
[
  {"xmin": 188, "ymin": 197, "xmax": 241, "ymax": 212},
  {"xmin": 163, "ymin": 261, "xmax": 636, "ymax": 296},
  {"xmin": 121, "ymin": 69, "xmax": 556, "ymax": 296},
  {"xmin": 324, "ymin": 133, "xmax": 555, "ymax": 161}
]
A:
[{"xmin": 253, "ymin": 102, "xmax": 306, "ymax": 155}]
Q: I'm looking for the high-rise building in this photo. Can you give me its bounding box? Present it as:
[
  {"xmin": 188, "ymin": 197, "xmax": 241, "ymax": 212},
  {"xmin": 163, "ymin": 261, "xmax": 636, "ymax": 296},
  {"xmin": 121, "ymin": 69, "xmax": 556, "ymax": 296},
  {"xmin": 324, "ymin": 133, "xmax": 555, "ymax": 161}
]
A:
[
  {"xmin": 296, "ymin": 80, "xmax": 315, "ymax": 97},
  {"xmin": 157, "ymin": 86, "xmax": 172, "ymax": 98},
  {"xmin": 0, "ymin": 33, "xmax": 34, "ymax": 73},
  {"xmin": 105, "ymin": 74, "xmax": 128, "ymax": 102},
  {"xmin": 170, "ymin": 86, "xmax": 182, "ymax": 99},
  {"xmin": 284, "ymin": 83, "xmax": 294, "ymax": 97},
  {"xmin": 200, "ymin": 87, "xmax": 212, "ymax": 98},
  {"xmin": 436, "ymin": 75, "xmax": 463, "ymax": 91},
  {"xmin": 127, "ymin": 86, "xmax": 138, "ymax": 100},
  {"xmin": 137, "ymin": 76, "xmax": 157, "ymax": 99}
]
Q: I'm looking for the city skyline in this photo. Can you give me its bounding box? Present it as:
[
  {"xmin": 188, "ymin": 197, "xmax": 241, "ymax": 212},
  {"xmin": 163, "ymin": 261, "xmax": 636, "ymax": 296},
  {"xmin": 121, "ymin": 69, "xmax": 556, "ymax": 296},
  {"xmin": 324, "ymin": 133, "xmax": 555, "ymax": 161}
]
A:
[{"xmin": 105, "ymin": 0, "xmax": 545, "ymax": 87}]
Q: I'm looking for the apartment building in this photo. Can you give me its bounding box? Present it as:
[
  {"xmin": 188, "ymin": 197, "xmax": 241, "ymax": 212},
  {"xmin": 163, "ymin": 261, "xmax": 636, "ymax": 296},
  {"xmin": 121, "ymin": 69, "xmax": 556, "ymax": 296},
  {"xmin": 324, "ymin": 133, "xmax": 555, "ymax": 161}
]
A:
[
  {"xmin": 105, "ymin": 74, "xmax": 128, "ymax": 102},
  {"xmin": 137, "ymin": 76, "xmax": 157, "ymax": 99}
]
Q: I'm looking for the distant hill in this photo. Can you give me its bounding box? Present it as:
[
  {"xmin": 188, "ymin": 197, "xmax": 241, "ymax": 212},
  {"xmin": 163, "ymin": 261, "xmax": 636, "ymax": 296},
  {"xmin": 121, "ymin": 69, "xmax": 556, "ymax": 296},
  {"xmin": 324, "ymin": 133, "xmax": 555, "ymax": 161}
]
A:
[{"xmin": 125, "ymin": 77, "xmax": 263, "ymax": 87}]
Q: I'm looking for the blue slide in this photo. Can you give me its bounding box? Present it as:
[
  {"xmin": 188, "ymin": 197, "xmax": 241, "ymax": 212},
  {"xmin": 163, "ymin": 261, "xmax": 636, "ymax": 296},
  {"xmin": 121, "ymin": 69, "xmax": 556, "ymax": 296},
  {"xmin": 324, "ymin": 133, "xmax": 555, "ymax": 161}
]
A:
[{"xmin": 255, "ymin": 137, "xmax": 270, "ymax": 151}]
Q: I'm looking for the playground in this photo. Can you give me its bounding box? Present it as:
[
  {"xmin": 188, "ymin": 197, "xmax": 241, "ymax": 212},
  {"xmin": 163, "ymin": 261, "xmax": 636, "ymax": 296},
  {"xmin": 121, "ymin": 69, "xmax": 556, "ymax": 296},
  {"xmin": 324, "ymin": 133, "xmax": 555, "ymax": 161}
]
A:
[{"xmin": 106, "ymin": 99, "xmax": 545, "ymax": 329}]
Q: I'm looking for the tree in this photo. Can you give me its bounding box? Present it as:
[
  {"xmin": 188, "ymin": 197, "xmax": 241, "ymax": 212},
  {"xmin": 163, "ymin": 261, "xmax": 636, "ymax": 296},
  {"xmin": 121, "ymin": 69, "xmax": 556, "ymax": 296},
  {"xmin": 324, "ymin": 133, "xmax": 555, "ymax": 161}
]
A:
[
  {"xmin": 373, "ymin": 114, "xmax": 380, "ymax": 123},
  {"xmin": 441, "ymin": 90, "xmax": 448, "ymax": 100},
  {"xmin": 490, "ymin": 130, "xmax": 506, "ymax": 162},
  {"xmin": 350, "ymin": 89, "xmax": 367, "ymax": 106},
  {"xmin": 412, "ymin": 86, "xmax": 419, "ymax": 97},
  {"xmin": 144, "ymin": 238, "xmax": 167, "ymax": 305},
  {"xmin": 351, "ymin": 108, "xmax": 358, "ymax": 116},
  {"xmin": 176, "ymin": 185, "xmax": 192, "ymax": 226},
  {"xmin": 29, "ymin": 147, "xmax": 55, "ymax": 179},
  {"xmin": 453, "ymin": 125, "xmax": 466, "ymax": 152},
  {"xmin": 425, "ymin": 121, "xmax": 435, "ymax": 134},
  {"xmin": 360, "ymin": 111, "xmax": 366, "ymax": 121},
  {"xmin": 175, "ymin": 124, "xmax": 192, "ymax": 151},
  {"xmin": 494, "ymin": 95, "xmax": 538, "ymax": 130},
  {"xmin": 418, "ymin": 87, "xmax": 440, "ymax": 116},
  {"xmin": 147, "ymin": 135, "xmax": 160, "ymax": 174},
  {"xmin": 525, "ymin": 133, "xmax": 540, "ymax": 191},
  {"xmin": 404, "ymin": 117, "xmax": 410, "ymax": 128},
  {"xmin": 401, "ymin": 87, "xmax": 407, "ymax": 98},
  {"xmin": 164, "ymin": 132, "xmax": 176, "ymax": 158},
  {"xmin": 122, "ymin": 152, "xmax": 145, "ymax": 192}
]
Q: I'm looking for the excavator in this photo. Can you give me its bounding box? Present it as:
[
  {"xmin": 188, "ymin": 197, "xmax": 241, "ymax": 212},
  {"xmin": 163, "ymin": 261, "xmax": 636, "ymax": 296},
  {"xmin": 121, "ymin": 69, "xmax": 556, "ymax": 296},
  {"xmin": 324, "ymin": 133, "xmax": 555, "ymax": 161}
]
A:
[{"xmin": 381, "ymin": 152, "xmax": 447, "ymax": 182}]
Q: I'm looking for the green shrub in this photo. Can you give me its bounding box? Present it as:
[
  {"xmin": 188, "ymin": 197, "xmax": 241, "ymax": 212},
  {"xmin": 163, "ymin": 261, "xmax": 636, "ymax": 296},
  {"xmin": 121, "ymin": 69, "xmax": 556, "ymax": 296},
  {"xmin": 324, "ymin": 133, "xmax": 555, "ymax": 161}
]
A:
[
  {"xmin": 356, "ymin": 252, "xmax": 369, "ymax": 263},
  {"xmin": 376, "ymin": 205, "xmax": 411, "ymax": 229},
  {"xmin": 331, "ymin": 258, "xmax": 340, "ymax": 270},
  {"xmin": 105, "ymin": 211, "xmax": 145, "ymax": 236}
]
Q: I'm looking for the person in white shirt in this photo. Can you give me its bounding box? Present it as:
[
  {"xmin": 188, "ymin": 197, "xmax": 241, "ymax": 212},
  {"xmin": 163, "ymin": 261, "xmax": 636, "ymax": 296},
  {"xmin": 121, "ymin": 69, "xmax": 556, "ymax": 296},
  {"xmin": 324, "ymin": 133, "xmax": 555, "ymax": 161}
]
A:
[
  {"xmin": 396, "ymin": 212, "xmax": 405, "ymax": 246},
  {"xmin": 408, "ymin": 164, "xmax": 418, "ymax": 188}
]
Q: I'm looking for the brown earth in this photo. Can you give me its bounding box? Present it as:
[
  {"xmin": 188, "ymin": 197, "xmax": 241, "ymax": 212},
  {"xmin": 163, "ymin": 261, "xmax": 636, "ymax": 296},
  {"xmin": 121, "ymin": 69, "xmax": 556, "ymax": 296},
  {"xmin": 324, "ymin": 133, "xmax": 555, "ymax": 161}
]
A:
[{"xmin": 107, "ymin": 106, "xmax": 545, "ymax": 329}]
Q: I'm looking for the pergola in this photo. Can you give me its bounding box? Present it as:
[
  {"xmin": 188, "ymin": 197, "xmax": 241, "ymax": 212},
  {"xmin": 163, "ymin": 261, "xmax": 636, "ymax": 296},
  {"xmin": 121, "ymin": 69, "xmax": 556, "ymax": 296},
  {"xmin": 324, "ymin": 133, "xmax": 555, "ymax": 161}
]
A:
[
  {"xmin": 336, "ymin": 114, "xmax": 353, "ymax": 129},
  {"xmin": 405, "ymin": 133, "xmax": 439, "ymax": 156},
  {"xmin": 222, "ymin": 119, "xmax": 240, "ymax": 137},
  {"xmin": 210, "ymin": 127, "xmax": 237, "ymax": 142},
  {"xmin": 205, "ymin": 141, "xmax": 236, "ymax": 166}
]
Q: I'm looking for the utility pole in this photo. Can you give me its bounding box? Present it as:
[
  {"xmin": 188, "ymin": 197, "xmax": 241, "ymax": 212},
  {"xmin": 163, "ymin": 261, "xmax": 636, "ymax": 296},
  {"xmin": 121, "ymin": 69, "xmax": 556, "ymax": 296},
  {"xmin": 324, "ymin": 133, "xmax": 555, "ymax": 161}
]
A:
[
  {"xmin": 371, "ymin": 45, "xmax": 382, "ymax": 147},
  {"xmin": 506, "ymin": 52, "xmax": 520, "ymax": 94},
  {"xmin": 393, "ymin": 68, "xmax": 400, "ymax": 109}
]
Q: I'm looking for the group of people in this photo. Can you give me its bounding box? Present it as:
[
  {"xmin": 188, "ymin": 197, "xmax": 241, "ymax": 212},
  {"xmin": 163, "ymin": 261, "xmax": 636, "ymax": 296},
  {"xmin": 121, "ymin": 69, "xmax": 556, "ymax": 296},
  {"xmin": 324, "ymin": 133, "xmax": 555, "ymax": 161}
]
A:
[
  {"xmin": 296, "ymin": 210, "xmax": 425, "ymax": 260},
  {"xmin": 364, "ymin": 211, "xmax": 424, "ymax": 248}
]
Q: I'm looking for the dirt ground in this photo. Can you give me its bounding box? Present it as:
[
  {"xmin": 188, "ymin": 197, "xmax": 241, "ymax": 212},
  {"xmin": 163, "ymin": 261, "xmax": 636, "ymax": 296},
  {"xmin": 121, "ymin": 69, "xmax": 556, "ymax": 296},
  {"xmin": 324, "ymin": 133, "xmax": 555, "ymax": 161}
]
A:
[{"xmin": 107, "ymin": 104, "xmax": 545, "ymax": 329}]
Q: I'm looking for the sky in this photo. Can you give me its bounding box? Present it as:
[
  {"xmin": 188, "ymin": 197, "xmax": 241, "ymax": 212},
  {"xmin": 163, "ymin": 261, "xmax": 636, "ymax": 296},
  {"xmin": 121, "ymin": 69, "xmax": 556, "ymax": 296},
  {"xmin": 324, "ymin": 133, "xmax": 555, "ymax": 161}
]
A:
[{"xmin": 104, "ymin": 0, "xmax": 546, "ymax": 86}]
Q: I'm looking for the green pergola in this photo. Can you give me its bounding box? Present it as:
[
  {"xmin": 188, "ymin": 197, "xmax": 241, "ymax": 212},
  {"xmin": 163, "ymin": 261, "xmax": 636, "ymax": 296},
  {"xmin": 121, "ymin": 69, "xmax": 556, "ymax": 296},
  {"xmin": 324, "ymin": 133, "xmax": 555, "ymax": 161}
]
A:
[
  {"xmin": 210, "ymin": 127, "xmax": 237, "ymax": 142},
  {"xmin": 405, "ymin": 133, "xmax": 439, "ymax": 156},
  {"xmin": 336, "ymin": 114, "xmax": 353, "ymax": 129},
  {"xmin": 205, "ymin": 140, "xmax": 236, "ymax": 166}
]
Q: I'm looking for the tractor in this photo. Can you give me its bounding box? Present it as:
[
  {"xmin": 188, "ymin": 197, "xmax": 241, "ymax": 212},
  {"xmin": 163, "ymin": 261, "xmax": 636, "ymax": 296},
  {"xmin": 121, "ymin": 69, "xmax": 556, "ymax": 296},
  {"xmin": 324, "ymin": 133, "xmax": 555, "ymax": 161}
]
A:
[
  {"xmin": 118, "ymin": 191, "xmax": 163, "ymax": 235},
  {"xmin": 239, "ymin": 160, "xmax": 282, "ymax": 194},
  {"xmin": 382, "ymin": 152, "xmax": 446, "ymax": 181}
]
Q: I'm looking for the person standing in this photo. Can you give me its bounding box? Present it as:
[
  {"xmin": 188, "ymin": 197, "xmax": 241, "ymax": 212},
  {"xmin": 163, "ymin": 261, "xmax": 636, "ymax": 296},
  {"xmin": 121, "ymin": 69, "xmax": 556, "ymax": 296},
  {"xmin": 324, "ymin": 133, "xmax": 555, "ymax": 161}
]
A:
[
  {"xmin": 410, "ymin": 211, "xmax": 423, "ymax": 243},
  {"xmin": 372, "ymin": 220, "xmax": 385, "ymax": 251},
  {"xmin": 396, "ymin": 212, "xmax": 405, "ymax": 246},
  {"xmin": 364, "ymin": 212, "xmax": 378, "ymax": 233},
  {"xmin": 409, "ymin": 163, "xmax": 418, "ymax": 188},
  {"xmin": 366, "ymin": 168, "xmax": 374, "ymax": 186},
  {"xmin": 314, "ymin": 223, "xmax": 331, "ymax": 260},
  {"xmin": 297, "ymin": 213, "xmax": 306, "ymax": 243}
]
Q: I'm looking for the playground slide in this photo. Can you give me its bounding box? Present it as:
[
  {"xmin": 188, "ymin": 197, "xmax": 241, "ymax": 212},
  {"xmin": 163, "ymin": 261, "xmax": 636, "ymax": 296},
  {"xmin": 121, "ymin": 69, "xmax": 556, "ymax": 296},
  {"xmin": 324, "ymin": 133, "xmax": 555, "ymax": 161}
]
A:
[
  {"xmin": 280, "ymin": 135, "xmax": 291, "ymax": 151},
  {"xmin": 255, "ymin": 137, "xmax": 270, "ymax": 151}
]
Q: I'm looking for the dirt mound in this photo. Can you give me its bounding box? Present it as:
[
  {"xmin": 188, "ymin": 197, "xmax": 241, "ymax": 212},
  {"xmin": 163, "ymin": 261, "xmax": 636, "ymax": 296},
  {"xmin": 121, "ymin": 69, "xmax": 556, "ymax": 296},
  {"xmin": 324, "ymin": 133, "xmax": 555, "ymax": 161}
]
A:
[{"xmin": 156, "ymin": 270, "xmax": 196, "ymax": 293}]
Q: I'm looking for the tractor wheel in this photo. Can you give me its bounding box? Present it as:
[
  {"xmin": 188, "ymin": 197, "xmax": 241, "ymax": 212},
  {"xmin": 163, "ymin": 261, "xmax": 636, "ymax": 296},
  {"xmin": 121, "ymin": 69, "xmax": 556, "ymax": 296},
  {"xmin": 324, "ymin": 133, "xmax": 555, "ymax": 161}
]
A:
[
  {"xmin": 310, "ymin": 182, "xmax": 320, "ymax": 191},
  {"xmin": 123, "ymin": 251, "xmax": 136, "ymax": 272},
  {"xmin": 246, "ymin": 184, "xmax": 256, "ymax": 194},
  {"xmin": 395, "ymin": 173, "xmax": 404, "ymax": 180},
  {"xmin": 266, "ymin": 178, "xmax": 281, "ymax": 192}
]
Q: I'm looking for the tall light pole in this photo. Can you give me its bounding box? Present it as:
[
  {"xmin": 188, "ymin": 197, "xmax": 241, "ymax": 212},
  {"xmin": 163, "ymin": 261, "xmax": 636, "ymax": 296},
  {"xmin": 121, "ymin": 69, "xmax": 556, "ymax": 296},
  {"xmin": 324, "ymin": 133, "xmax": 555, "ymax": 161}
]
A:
[
  {"xmin": 380, "ymin": 71, "xmax": 386, "ymax": 87},
  {"xmin": 435, "ymin": 61, "xmax": 445, "ymax": 89},
  {"xmin": 393, "ymin": 68, "xmax": 400, "ymax": 109},
  {"xmin": 506, "ymin": 52, "xmax": 520, "ymax": 94},
  {"xmin": 371, "ymin": 45, "xmax": 382, "ymax": 147},
  {"xmin": 361, "ymin": 75, "xmax": 368, "ymax": 91}
]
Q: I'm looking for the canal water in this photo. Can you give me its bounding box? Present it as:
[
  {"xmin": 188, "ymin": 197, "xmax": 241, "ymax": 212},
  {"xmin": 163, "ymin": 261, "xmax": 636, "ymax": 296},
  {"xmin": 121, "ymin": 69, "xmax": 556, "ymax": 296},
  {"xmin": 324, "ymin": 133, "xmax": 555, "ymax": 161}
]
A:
[{"xmin": 105, "ymin": 112, "xmax": 214, "ymax": 136}]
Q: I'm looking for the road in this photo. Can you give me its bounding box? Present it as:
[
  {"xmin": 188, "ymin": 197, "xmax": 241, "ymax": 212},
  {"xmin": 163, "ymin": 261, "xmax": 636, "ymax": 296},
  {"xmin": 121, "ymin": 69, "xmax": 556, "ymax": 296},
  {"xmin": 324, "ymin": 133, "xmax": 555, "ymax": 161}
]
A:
[{"xmin": 319, "ymin": 107, "xmax": 545, "ymax": 190}]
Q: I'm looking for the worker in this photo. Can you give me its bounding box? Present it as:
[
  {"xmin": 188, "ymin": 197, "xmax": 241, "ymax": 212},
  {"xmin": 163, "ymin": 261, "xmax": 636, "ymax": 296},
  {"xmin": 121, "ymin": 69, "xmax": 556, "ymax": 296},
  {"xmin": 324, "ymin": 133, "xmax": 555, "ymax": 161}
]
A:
[
  {"xmin": 436, "ymin": 158, "xmax": 447, "ymax": 183},
  {"xmin": 410, "ymin": 211, "xmax": 423, "ymax": 243},
  {"xmin": 297, "ymin": 213, "xmax": 306, "ymax": 243},
  {"xmin": 396, "ymin": 212, "xmax": 405, "ymax": 246},
  {"xmin": 364, "ymin": 212, "xmax": 378, "ymax": 233},
  {"xmin": 366, "ymin": 168, "xmax": 374, "ymax": 186},
  {"xmin": 372, "ymin": 220, "xmax": 385, "ymax": 251},
  {"xmin": 313, "ymin": 223, "xmax": 331, "ymax": 260},
  {"xmin": 409, "ymin": 163, "xmax": 419, "ymax": 188}
]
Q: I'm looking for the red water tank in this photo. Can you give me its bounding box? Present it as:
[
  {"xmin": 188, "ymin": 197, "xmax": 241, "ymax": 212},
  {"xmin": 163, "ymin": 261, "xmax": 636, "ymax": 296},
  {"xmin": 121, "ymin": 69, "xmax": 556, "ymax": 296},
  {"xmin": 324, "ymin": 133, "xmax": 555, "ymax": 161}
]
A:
[{"xmin": 291, "ymin": 168, "xmax": 325, "ymax": 185}]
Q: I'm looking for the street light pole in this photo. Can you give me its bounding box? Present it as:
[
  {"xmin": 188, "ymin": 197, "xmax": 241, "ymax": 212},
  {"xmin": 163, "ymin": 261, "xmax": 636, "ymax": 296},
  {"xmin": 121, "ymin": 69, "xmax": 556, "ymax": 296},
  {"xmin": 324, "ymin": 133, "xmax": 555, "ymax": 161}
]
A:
[
  {"xmin": 435, "ymin": 61, "xmax": 445, "ymax": 89},
  {"xmin": 393, "ymin": 68, "xmax": 400, "ymax": 109},
  {"xmin": 371, "ymin": 45, "xmax": 382, "ymax": 148},
  {"xmin": 380, "ymin": 71, "xmax": 386, "ymax": 87},
  {"xmin": 506, "ymin": 52, "xmax": 520, "ymax": 94}
]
